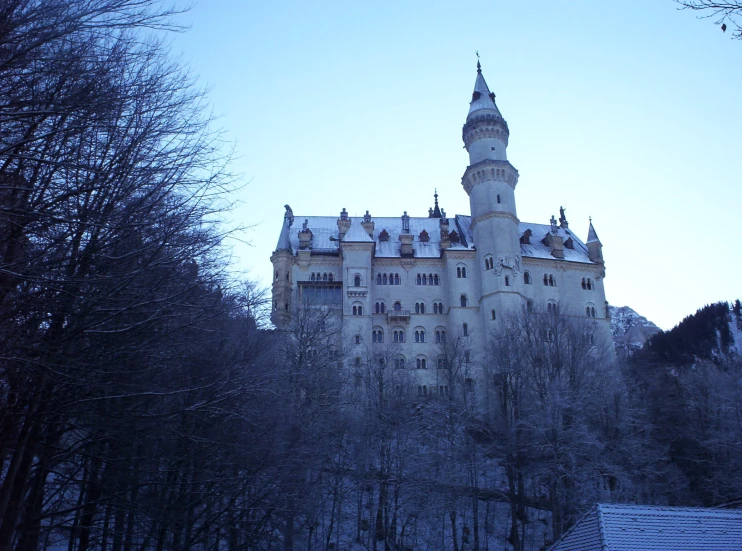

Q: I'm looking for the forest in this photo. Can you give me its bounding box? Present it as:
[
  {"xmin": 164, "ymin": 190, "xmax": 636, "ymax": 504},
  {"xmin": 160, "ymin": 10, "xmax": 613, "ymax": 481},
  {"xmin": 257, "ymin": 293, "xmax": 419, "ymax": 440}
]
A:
[{"xmin": 1, "ymin": 1, "xmax": 741, "ymax": 550}]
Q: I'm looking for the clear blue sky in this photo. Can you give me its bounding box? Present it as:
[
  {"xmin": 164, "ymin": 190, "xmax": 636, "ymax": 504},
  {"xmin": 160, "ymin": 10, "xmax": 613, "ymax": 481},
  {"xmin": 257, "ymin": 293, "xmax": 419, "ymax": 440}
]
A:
[{"xmin": 171, "ymin": 0, "xmax": 741, "ymax": 330}]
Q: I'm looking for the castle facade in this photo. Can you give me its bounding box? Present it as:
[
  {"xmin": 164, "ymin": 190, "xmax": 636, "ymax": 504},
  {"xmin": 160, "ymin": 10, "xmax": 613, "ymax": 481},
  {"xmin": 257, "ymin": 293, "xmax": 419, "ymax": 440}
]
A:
[{"xmin": 271, "ymin": 62, "xmax": 610, "ymax": 399}]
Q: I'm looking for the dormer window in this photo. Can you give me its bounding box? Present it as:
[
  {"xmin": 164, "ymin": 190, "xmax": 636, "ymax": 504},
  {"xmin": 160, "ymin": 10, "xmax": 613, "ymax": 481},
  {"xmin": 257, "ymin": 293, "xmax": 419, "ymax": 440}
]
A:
[
  {"xmin": 379, "ymin": 229, "xmax": 389, "ymax": 242},
  {"xmin": 419, "ymin": 229, "xmax": 429, "ymax": 242}
]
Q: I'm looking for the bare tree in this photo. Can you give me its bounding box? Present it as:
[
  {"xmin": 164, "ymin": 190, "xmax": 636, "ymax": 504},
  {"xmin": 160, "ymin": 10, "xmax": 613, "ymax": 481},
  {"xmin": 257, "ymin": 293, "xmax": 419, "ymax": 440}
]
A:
[{"xmin": 676, "ymin": 1, "xmax": 742, "ymax": 38}]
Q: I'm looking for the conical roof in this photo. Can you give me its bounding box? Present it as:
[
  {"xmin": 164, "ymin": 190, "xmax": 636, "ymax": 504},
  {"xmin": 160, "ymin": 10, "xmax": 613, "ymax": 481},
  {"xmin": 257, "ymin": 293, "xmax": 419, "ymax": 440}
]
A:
[
  {"xmin": 275, "ymin": 218, "xmax": 292, "ymax": 251},
  {"xmin": 467, "ymin": 61, "xmax": 502, "ymax": 121},
  {"xmin": 586, "ymin": 220, "xmax": 601, "ymax": 244}
]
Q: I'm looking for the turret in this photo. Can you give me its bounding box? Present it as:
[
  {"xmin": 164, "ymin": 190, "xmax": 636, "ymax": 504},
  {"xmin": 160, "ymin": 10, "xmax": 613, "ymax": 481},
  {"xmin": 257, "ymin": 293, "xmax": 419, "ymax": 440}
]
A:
[
  {"xmin": 460, "ymin": 60, "xmax": 522, "ymax": 315},
  {"xmin": 586, "ymin": 218, "xmax": 604, "ymax": 264},
  {"xmin": 270, "ymin": 205, "xmax": 295, "ymax": 327}
]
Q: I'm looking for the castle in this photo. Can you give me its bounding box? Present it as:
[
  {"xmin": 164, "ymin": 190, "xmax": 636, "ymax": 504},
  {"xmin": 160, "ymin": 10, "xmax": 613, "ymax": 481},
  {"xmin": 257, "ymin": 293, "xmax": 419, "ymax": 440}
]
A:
[{"xmin": 271, "ymin": 62, "xmax": 610, "ymax": 398}]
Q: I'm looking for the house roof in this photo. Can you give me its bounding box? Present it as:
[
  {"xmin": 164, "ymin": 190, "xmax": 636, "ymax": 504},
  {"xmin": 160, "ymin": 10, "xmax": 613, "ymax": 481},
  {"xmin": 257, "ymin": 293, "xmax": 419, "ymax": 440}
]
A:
[
  {"xmin": 549, "ymin": 504, "xmax": 742, "ymax": 551},
  {"xmin": 278, "ymin": 214, "xmax": 596, "ymax": 264}
]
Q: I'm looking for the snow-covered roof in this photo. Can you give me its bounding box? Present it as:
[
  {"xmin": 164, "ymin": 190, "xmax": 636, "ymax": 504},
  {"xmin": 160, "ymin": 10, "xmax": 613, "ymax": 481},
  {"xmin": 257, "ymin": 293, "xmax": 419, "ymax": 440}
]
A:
[
  {"xmin": 279, "ymin": 214, "xmax": 595, "ymax": 264},
  {"xmin": 549, "ymin": 504, "xmax": 742, "ymax": 551},
  {"xmin": 517, "ymin": 220, "xmax": 593, "ymax": 263},
  {"xmin": 468, "ymin": 63, "xmax": 502, "ymax": 121},
  {"xmin": 341, "ymin": 219, "xmax": 374, "ymax": 243}
]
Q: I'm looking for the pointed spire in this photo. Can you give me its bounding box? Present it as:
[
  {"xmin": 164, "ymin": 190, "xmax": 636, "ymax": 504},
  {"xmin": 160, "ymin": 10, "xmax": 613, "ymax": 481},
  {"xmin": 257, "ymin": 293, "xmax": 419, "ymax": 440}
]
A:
[
  {"xmin": 468, "ymin": 58, "xmax": 501, "ymax": 121},
  {"xmin": 587, "ymin": 217, "xmax": 601, "ymax": 244},
  {"xmin": 429, "ymin": 188, "xmax": 442, "ymax": 218},
  {"xmin": 275, "ymin": 215, "xmax": 292, "ymax": 252}
]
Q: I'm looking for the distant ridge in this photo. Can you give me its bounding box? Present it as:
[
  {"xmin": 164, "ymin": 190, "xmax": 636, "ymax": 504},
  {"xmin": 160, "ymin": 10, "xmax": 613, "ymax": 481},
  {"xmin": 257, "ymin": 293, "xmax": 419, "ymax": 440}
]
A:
[{"xmin": 608, "ymin": 305, "xmax": 661, "ymax": 358}]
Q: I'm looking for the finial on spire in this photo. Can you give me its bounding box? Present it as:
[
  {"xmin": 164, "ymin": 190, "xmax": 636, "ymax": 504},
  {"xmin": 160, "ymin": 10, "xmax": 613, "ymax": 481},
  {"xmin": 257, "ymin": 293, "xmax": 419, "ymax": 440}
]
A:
[
  {"xmin": 476, "ymin": 50, "xmax": 481, "ymax": 73},
  {"xmin": 429, "ymin": 189, "xmax": 443, "ymax": 218}
]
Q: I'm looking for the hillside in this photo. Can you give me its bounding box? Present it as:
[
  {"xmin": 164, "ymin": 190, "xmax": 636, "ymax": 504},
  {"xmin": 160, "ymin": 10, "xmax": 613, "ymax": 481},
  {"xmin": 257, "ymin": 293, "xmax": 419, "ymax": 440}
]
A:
[{"xmin": 608, "ymin": 305, "xmax": 661, "ymax": 357}]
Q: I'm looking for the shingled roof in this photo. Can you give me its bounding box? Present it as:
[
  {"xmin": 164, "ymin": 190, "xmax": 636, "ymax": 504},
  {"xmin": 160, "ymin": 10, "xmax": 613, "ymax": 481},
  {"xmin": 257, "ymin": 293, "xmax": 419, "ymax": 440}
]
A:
[{"xmin": 548, "ymin": 503, "xmax": 742, "ymax": 551}]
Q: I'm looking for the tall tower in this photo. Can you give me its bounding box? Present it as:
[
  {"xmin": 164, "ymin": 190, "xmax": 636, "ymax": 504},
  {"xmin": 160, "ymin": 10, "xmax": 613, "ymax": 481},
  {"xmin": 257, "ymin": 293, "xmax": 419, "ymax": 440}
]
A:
[{"xmin": 461, "ymin": 61, "xmax": 522, "ymax": 316}]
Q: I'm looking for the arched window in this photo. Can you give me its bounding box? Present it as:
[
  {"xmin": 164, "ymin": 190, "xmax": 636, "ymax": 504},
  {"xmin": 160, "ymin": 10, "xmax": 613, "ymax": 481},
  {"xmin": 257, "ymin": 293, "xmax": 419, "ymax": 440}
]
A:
[
  {"xmin": 591, "ymin": 306, "xmax": 597, "ymax": 318},
  {"xmin": 547, "ymin": 302, "xmax": 557, "ymax": 314},
  {"xmin": 549, "ymin": 274, "xmax": 556, "ymax": 287},
  {"xmin": 416, "ymin": 357, "xmax": 427, "ymax": 370},
  {"xmin": 323, "ymin": 273, "xmax": 328, "ymax": 281},
  {"xmin": 394, "ymin": 301, "xmax": 402, "ymax": 312},
  {"xmin": 414, "ymin": 328, "xmax": 426, "ymax": 343},
  {"xmin": 433, "ymin": 301, "xmax": 443, "ymax": 314},
  {"xmin": 491, "ymin": 309, "xmax": 496, "ymax": 320},
  {"xmin": 505, "ymin": 275, "xmax": 510, "ymax": 286},
  {"xmin": 460, "ymin": 294, "xmax": 468, "ymax": 307},
  {"xmin": 427, "ymin": 274, "xmax": 433, "ymax": 285},
  {"xmin": 354, "ymin": 335, "xmax": 361, "ymax": 344},
  {"xmin": 543, "ymin": 273, "xmax": 549, "ymax": 286},
  {"xmin": 415, "ymin": 301, "xmax": 425, "ymax": 314},
  {"xmin": 394, "ymin": 274, "xmax": 400, "ymax": 285},
  {"xmin": 484, "ymin": 256, "xmax": 493, "ymax": 270},
  {"xmin": 311, "ymin": 273, "xmax": 316, "ymax": 281},
  {"xmin": 382, "ymin": 273, "xmax": 388, "ymax": 285},
  {"xmin": 422, "ymin": 274, "xmax": 427, "ymax": 285},
  {"xmin": 587, "ymin": 278, "xmax": 593, "ymax": 290},
  {"xmin": 328, "ymin": 273, "xmax": 333, "ymax": 281},
  {"xmin": 372, "ymin": 328, "xmax": 384, "ymax": 343},
  {"xmin": 463, "ymin": 323, "xmax": 468, "ymax": 336},
  {"xmin": 377, "ymin": 274, "xmax": 382, "ymax": 285},
  {"xmin": 393, "ymin": 328, "xmax": 405, "ymax": 343},
  {"xmin": 375, "ymin": 301, "xmax": 385, "ymax": 314},
  {"xmin": 581, "ymin": 277, "xmax": 587, "ymax": 290},
  {"xmin": 433, "ymin": 274, "xmax": 439, "ymax": 285},
  {"xmin": 435, "ymin": 329, "xmax": 446, "ymax": 343},
  {"xmin": 394, "ymin": 355, "xmax": 405, "ymax": 369},
  {"xmin": 352, "ymin": 303, "xmax": 363, "ymax": 316},
  {"xmin": 416, "ymin": 274, "xmax": 422, "ymax": 285},
  {"xmin": 354, "ymin": 274, "xmax": 361, "ymax": 287},
  {"xmin": 524, "ymin": 272, "xmax": 531, "ymax": 284},
  {"xmin": 275, "ymin": 271, "xmax": 279, "ymax": 280},
  {"xmin": 497, "ymin": 194, "xmax": 501, "ymax": 204}
]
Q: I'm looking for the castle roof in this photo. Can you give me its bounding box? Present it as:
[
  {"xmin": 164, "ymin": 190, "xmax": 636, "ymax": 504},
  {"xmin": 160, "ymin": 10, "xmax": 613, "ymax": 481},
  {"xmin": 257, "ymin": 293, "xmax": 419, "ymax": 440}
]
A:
[
  {"xmin": 467, "ymin": 61, "xmax": 502, "ymax": 121},
  {"xmin": 587, "ymin": 220, "xmax": 601, "ymax": 244},
  {"xmin": 278, "ymin": 214, "xmax": 596, "ymax": 264},
  {"xmin": 341, "ymin": 219, "xmax": 374, "ymax": 243},
  {"xmin": 548, "ymin": 503, "xmax": 742, "ymax": 551}
]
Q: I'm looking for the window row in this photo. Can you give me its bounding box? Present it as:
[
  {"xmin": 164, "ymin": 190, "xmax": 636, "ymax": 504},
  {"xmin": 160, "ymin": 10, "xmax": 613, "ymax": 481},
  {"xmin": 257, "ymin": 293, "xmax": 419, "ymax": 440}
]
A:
[
  {"xmin": 310, "ymin": 272, "xmax": 334, "ymax": 281},
  {"xmin": 375, "ymin": 301, "xmax": 446, "ymax": 314},
  {"xmin": 418, "ymin": 384, "xmax": 450, "ymax": 397},
  {"xmin": 376, "ymin": 273, "xmax": 401, "ymax": 285},
  {"xmin": 416, "ymin": 273, "xmax": 440, "ymax": 285},
  {"xmin": 581, "ymin": 277, "xmax": 594, "ymax": 290}
]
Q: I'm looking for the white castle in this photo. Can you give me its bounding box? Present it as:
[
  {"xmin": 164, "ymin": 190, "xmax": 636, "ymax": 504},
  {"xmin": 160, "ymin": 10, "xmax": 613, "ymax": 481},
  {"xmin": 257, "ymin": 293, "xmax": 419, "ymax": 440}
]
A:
[{"xmin": 271, "ymin": 61, "xmax": 610, "ymax": 398}]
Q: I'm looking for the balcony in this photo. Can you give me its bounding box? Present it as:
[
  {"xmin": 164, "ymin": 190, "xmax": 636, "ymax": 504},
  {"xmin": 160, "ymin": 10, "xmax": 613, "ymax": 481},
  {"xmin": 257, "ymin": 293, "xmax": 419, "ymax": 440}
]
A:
[{"xmin": 387, "ymin": 309, "xmax": 411, "ymax": 322}]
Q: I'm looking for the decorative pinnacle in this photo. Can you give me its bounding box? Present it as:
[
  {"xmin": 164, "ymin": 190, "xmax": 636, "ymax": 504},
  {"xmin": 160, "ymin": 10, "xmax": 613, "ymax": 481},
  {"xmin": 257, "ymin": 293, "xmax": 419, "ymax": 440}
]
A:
[
  {"xmin": 434, "ymin": 188, "xmax": 439, "ymax": 205},
  {"xmin": 476, "ymin": 50, "xmax": 481, "ymax": 74}
]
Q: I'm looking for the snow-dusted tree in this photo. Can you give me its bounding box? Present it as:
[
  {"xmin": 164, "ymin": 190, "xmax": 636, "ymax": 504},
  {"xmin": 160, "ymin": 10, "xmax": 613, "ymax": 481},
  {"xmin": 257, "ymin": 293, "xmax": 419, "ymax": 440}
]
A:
[{"xmin": 486, "ymin": 306, "xmax": 645, "ymax": 546}]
